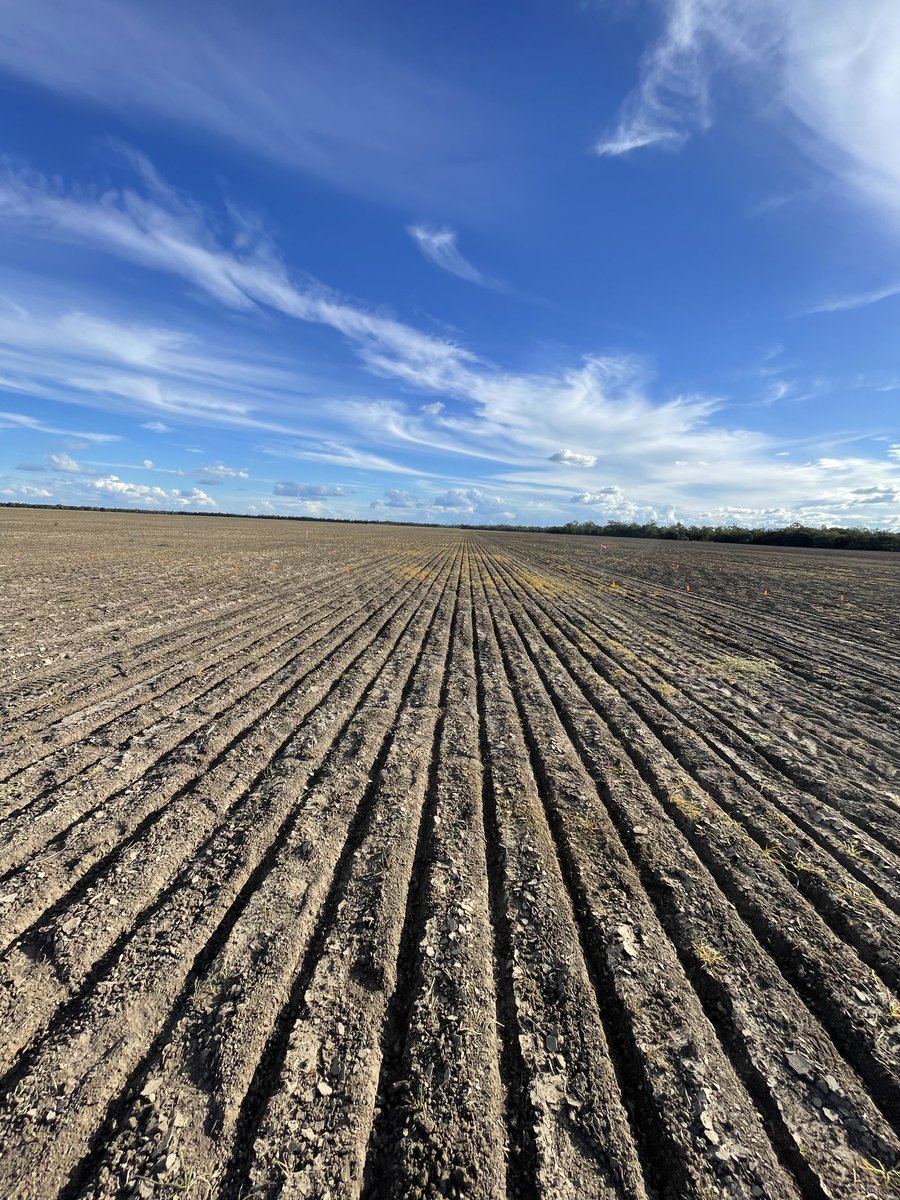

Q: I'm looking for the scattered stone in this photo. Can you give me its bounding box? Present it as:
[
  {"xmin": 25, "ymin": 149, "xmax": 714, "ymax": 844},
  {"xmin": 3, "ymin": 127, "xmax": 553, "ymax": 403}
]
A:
[
  {"xmin": 616, "ymin": 925, "xmax": 639, "ymax": 958},
  {"xmin": 785, "ymin": 1051, "xmax": 815, "ymax": 1080}
]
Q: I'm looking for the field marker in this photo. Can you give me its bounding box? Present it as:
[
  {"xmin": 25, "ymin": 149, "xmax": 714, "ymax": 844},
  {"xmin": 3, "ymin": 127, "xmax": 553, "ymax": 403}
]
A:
[
  {"xmin": 762, "ymin": 588, "xmax": 769, "ymax": 597},
  {"xmin": 685, "ymin": 583, "xmax": 691, "ymax": 593},
  {"xmin": 839, "ymin": 592, "xmax": 845, "ymax": 604},
  {"xmin": 610, "ymin": 579, "xmax": 617, "ymax": 588}
]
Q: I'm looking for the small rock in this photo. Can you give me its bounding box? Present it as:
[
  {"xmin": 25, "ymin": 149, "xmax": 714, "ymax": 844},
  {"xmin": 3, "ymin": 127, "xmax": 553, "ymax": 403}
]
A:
[
  {"xmin": 616, "ymin": 925, "xmax": 639, "ymax": 959},
  {"xmin": 785, "ymin": 1051, "xmax": 815, "ymax": 1079},
  {"xmin": 317, "ymin": 1081, "xmax": 333, "ymax": 1097}
]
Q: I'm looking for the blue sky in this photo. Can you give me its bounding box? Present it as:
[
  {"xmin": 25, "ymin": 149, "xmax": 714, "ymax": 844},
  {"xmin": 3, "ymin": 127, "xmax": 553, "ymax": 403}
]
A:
[{"xmin": 0, "ymin": 0, "xmax": 898, "ymax": 528}]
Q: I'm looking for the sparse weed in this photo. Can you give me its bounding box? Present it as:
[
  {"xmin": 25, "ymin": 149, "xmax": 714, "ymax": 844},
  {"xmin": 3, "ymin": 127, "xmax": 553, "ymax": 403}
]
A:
[
  {"xmin": 0, "ymin": 782, "xmax": 21, "ymax": 806},
  {"xmin": 756, "ymin": 843, "xmax": 794, "ymax": 877},
  {"xmin": 844, "ymin": 843, "xmax": 871, "ymax": 865},
  {"xmin": 789, "ymin": 852, "xmax": 825, "ymax": 879},
  {"xmin": 836, "ymin": 879, "xmax": 877, "ymax": 907},
  {"xmin": 712, "ymin": 655, "xmax": 778, "ymax": 677},
  {"xmin": 132, "ymin": 1168, "xmax": 215, "ymax": 1199},
  {"xmin": 671, "ymin": 791, "xmax": 704, "ymax": 820},
  {"xmin": 858, "ymin": 1157, "xmax": 900, "ymax": 1192},
  {"xmin": 692, "ymin": 942, "xmax": 727, "ymax": 978}
]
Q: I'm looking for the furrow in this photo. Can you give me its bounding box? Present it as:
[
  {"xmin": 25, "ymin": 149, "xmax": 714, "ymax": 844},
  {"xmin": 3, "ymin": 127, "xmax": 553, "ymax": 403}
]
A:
[
  {"xmin": 0, "ymin": 553, "xmax": 394, "ymax": 782},
  {"xmin": 488, "ymin": 552, "xmax": 900, "ymax": 972},
  {"xmin": 476, "ymin": 545, "xmax": 900, "ymax": 1129},
  {"xmin": 469, "ymin": 560, "xmax": 651, "ymax": 1200},
  {"xmin": 479, "ymin": 542, "xmax": 900, "ymax": 1197},
  {"xmin": 471, "ymin": 546, "xmax": 804, "ymax": 1199},
  {"xmin": 0, "ymin": 548, "xmax": 459, "ymax": 1200},
  {"xmin": 359, "ymin": 547, "xmax": 508, "ymax": 1199},
  {"xmin": 238, "ymin": 552, "xmax": 464, "ymax": 1199},
  {"xmin": 0, "ymin": 551, "xmax": 424, "ymax": 876},
  {"xmin": 67, "ymin": 548, "xmax": 463, "ymax": 1200},
  {"xmin": 522, "ymin": 548, "xmax": 897, "ymax": 722},
  {"xmin": 0, "ymin": 547, "xmax": 455, "ymax": 1078},
  {"xmin": 537, "ymin": 563, "xmax": 900, "ymax": 786}
]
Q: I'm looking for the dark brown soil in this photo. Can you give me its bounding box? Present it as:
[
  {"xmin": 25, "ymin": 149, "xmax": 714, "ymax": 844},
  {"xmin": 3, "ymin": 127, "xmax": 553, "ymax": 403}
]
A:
[{"xmin": 1, "ymin": 508, "xmax": 899, "ymax": 1199}]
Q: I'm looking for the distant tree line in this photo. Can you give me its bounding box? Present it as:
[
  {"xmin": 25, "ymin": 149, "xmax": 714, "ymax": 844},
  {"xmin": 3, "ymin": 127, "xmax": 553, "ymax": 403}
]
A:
[
  {"xmin": 465, "ymin": 518, "xmax": 900, "ymax": 549},
  {"xmin": 2, "ymin": 503, "xmax": 898, "ymax": 551},
  {"xmin": 458, "ymin": 519, "xmax": 900, "ymax": 551}
]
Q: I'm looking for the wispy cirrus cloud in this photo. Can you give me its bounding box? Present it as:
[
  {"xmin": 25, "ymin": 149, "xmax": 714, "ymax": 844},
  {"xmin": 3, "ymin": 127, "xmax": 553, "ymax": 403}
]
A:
[
  {"xmin": 805, "ymin": 281, "xmax": 900, "ymax": 315},
  {"xmin": 407, "ymin": 225, "xmax": 487, "ymax": 286},
  {"xmin": 0, "ymin": 2, "xmax": 508, "ymax": 216},
  {"xmin": 1, "ymin": 157, "xmax": 898, "ymax": 529},
  {"xmin": 596, "ymin": 1, "xmax": 900, "ymax": 240},
  {"xmin": 0, "ymin": 409, "xmax": 120, "ymax": 442},
  {"xmin": 0, "ymin": 160, "xmax": 476, "ymax": 388}
]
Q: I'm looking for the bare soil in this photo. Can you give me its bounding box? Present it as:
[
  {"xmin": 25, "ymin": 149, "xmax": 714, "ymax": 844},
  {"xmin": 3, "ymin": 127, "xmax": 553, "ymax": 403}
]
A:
[{"xmin": 1, "ymin": 508, "xmax": 899, "ymax": 1199}]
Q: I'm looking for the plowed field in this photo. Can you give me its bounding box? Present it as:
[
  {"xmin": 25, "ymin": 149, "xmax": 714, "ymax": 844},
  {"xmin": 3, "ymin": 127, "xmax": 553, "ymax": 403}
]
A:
[{"xmin": 2, "ymin": 507, "xmax": 899, "ymax": 1200}]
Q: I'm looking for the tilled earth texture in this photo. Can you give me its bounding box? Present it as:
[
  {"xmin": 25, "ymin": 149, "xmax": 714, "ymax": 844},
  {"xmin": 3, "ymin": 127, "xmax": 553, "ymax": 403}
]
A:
[{"xmin": 1, "ymin": 507, "xmax": 899, "ymax": 1200}]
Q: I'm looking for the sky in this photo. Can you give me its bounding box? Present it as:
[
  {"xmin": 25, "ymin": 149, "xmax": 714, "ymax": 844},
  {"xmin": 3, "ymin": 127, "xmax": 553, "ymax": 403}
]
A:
[{"xmin": 0, "ymin": 0, "xmax": 899, "ymax": 529}]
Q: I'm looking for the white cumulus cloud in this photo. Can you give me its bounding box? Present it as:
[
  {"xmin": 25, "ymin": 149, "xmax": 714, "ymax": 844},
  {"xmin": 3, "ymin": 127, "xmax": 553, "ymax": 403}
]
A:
[
  {"xmin": 45, "ymin": 451, "xmax": 87, "ymax": 473},
  {"xmin": 196, "ymin": 462, "xmax": 249, "ymax": 482},
  {"xmin": 549, "ymin": 449, "xmax": 598, "ymax": 468},
  {"xmin": 91, "ymin": 475, "xmax": 217, "ymax": 509},
  {"xmin": 0, "ymin": 483, "xmax": 53, "ymax": 498},
  {"xmin": 273, "ymin": 481, "xmax": 347, "ymax": 498}
]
